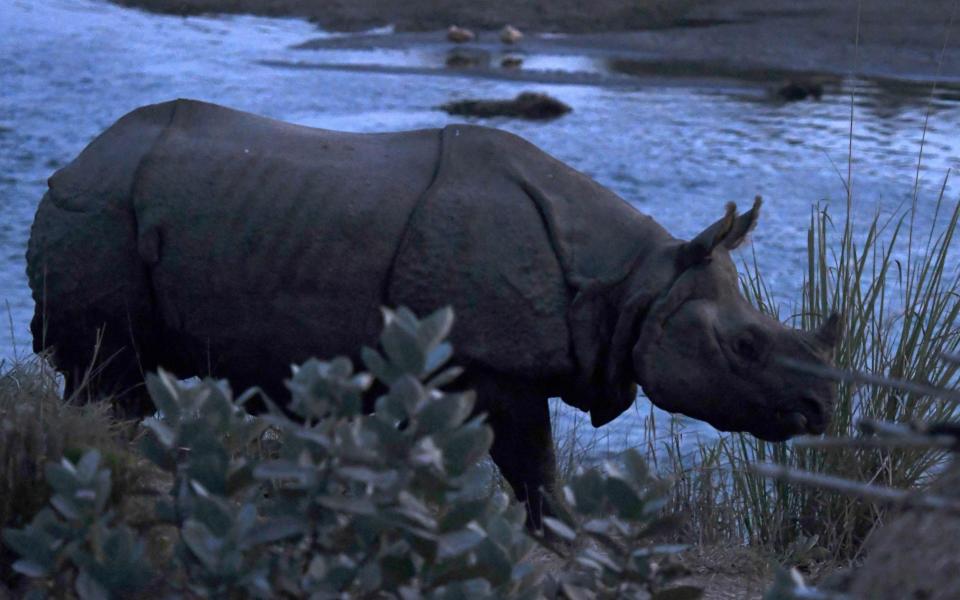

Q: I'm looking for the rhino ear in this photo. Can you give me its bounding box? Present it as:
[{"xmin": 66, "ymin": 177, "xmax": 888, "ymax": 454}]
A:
[
  {"xmin": 678, "ymin": 197, "xmax": 762, "ymax": 269},
  {"xmin": 678, "ymin": 202, "xmax": 736, "ymax": 269},
  {"xmin": 724, "ymin": 196, "xmax": 762, "ymax": 250}
]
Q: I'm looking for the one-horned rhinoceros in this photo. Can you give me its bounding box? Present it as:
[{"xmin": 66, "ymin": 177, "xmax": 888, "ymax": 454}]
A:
[{"xmin": 27, "ymin": 99, "xmax": 838, "ymax": 524}]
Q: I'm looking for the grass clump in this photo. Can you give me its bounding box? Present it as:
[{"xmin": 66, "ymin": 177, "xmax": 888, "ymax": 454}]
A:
[
  {"xmin": 662, "ymin": 190, "xmax": 960, "ymax": 563},
  {"xmin": 0, "ymin": 358, "xmax": 144, "ymax": 581},
  {"xmin": 738, "ymin": 193, "xmax": 959, "ymax": 558}
]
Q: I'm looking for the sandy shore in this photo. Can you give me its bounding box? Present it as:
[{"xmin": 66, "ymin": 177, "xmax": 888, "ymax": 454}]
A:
[{"xmin": 113, "ymin": 0, "xmax": 960, "ymax": 83}]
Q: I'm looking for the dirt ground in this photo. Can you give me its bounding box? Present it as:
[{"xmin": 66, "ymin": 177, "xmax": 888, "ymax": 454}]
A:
[{"xmin": 529, "ymin": 542, "xmax": 775, "ymax": 599}]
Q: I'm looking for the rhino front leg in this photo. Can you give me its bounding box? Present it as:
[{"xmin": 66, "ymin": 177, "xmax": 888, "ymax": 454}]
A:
[{"xmin": 476, "ymin": 375, "xmax": 557, "ymax": 530}]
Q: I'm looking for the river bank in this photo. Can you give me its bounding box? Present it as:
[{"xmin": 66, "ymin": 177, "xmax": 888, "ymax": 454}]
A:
[
  {"xmin": 112, "ymin": 0, "xmax": 960, "ymax": 83},
  {"xmin": 110, "ymin": 0, "xmax": 696, "ymax": 33}
]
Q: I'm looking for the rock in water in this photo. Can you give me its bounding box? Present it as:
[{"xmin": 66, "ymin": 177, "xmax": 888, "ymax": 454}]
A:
[
  {"xmin": 776, "ymin": 79, "xmax": 823, "ymax": 101},
  {"xmin": 440, "ymin": 92, "xmax": 571, "ymax": 120}
]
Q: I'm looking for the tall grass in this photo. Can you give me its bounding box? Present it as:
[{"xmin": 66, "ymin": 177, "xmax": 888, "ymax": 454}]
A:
[
  {"xmin": 0, "ymin": 356, "xmax": 149, "ymax": 583},
  {"xmin": 670, "ymin": 189, "xmax": 960, "ymax": 561}
]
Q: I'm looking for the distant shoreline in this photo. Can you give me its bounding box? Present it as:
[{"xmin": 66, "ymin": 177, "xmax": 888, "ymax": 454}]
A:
[
  {"xmin": 108, "ymin": 0, "xmax": 695, "ymax": 33},
  {"xmin": 110, "ymin": 0, "xmax": 960, "ymax": 84}
]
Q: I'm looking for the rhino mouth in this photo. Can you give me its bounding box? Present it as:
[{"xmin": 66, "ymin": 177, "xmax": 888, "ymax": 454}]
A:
[
  {"xmin": 754, "ymin": 414, "xmax": 807, "ymax": 442},
  {"xmin": 780, "ymin": 410, "xmax": 810, "ymax": 434},
  {"xmin": 760, "ymin": 401, "xmax": 828, "ymax": 442}
]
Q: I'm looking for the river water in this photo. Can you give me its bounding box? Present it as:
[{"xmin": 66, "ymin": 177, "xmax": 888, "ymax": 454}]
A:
[{"xmin": 2, "ymin": 0, "xmax": 959, "ymax": 452}]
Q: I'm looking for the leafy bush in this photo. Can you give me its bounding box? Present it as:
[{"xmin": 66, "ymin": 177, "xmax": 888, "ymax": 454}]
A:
[{"xmin": 3, "ymin": 307, "xmax": 700, "ymax": 599}]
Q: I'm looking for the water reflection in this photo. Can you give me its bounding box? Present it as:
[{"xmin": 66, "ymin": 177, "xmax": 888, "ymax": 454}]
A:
[{"xmin": 445, "ymin": 47, "xmax": 491, "ymax": 69}]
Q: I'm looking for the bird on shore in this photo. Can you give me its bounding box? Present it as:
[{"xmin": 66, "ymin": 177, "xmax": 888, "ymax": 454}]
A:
[
  {"xmin": 500, "ymin": 24, "xmax": 523, "ymax": 44},
  {"xmin": 447, "ymin": 25, "xmax": 476, "ymax": 43}
]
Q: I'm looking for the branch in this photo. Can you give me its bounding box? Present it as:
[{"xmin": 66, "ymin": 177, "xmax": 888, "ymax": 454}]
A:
[
  {"xmin": 777, "ymin": 357, "xmax": 960, "ymax": 405},
  {"xmin": 752, "ymin": 462, "xmax": 960, "ymax": 513}
]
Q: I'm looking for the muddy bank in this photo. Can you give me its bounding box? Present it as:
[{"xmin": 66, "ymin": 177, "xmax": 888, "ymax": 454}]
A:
[
  {"xmin": 110, "ymin": 0, "xmax": 692, "ymax": 33},
  {"xmin": 289, "ymin": 0, "xmax": 960, "ymax": 85},
  {"xmin": 114, "ymin": 0, "xmax": 960, "ymax": 83}
]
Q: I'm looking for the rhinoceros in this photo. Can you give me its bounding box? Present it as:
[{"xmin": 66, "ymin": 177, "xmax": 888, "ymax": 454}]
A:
[{"xmin": 27, "ymin": 99, "xmax": 838, "ymax": 524}]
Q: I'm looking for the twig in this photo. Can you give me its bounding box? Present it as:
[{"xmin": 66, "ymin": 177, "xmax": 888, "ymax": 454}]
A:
[
  {"xmin": 777, "ymin": 357, "xmax": 960, "ymax": 405},
  {"xmin": 753, "ymin": 463, "xmax": 960, "ymax": 513},
  {"xmin": 941, "ymin": 351, "xmax": 960, "ymax": 365},
  {"xmin": 857, "ymin": 418, "xmax": 918, "ymax": 437},
  {"xmin": 793, "ymin": 434, "xmax": 955, "ymax": 451},
  {"xmin": 5, "ymin": 300, "xmax": 17, "ymax": 359},
  {"xmin": 846, "ymin": 0, "xmax": 862, "ymax": 212},
  {"xmin": 908, "ymin": 0, "xmax": 958, "ymax": 286}
]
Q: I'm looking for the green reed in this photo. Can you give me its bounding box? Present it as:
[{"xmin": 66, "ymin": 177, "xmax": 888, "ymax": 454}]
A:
[{"xmin": 672, "ymin": 187, "xmax": 960, "ymax": 560}]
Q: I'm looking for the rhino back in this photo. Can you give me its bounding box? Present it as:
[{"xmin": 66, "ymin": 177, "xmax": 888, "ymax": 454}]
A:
[{"xmin": 131, "ymin": 100, "xmax": 441, "ymax": 379}]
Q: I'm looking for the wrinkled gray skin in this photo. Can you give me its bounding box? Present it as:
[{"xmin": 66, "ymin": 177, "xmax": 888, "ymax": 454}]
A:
[{"xmin": 27, "ymin": 99, "xmax": 838, "ymax": 526}]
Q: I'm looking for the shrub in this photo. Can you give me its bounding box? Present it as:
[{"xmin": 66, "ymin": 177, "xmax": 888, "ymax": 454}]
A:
[{"xmin": 4, "ymin": 307, "xmax": 701, "ymax": 599}]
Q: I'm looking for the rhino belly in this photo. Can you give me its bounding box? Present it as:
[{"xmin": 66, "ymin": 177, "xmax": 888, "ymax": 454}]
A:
[{"xmin": 131, "ymin": 101, "xmax": 442, "ymax": 384}]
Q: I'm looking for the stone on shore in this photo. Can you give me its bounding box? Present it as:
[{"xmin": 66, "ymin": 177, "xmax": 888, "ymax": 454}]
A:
[
  {"xmin": 500, "ymin": 24, "xmax": 523, "ymax": 44},
  {"xmin": 447, "ymin": 25, "xmax": 476, "ymax": 43}
]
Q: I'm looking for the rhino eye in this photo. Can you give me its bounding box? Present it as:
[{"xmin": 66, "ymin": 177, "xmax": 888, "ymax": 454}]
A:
[{"xmin": 735, "ymin": 333, "xmax": 763, "ymax": 361}]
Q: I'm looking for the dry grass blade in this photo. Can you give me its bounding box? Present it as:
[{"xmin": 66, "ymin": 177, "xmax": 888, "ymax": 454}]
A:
[
  {"xmin": 753, "ymin": 463, "xmax": 960, "ymax": 514},
  {"xmin": 777, "ymin": 357, "xmax": 960, "ymax": 406},
  {"xmin": 793, "ymin": 435, "xmax": 956, "ymax": 451}
]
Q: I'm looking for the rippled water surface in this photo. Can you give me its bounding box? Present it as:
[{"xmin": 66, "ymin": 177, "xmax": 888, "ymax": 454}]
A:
[{"xmin": 3, "ymin": 0, "xmax": 959, "ymax": 452}]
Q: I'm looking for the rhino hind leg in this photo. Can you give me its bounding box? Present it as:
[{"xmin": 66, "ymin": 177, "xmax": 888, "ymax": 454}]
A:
[
  {"xmin": 41, "ymin": 310, "xmax": 159, "ymax": 419},
  {"xmin": 473, "ymin": 374, "xmax": 558, "ymax": 529}
]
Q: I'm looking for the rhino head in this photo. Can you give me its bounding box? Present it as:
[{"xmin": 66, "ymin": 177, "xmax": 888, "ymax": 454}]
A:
[{"xmin": 617, "ymin": 198, "xmax": 839, "ymax": 441}]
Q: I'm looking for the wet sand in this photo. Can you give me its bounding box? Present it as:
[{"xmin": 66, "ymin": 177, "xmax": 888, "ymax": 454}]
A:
[{"xmin": 113, "ymin": 0, "xmax": 960, "ymax": 82}]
